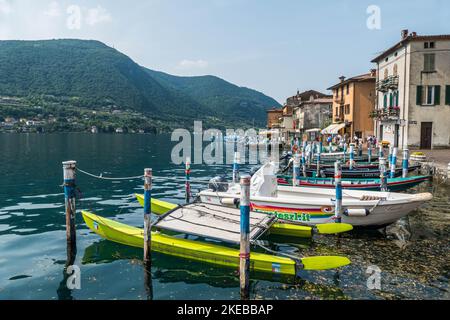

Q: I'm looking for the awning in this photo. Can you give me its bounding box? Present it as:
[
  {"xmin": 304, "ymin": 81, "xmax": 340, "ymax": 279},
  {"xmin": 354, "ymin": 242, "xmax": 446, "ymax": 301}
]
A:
[{"xmin": 321, "ymin": 123, "xmax": 346, "ymax": 135}]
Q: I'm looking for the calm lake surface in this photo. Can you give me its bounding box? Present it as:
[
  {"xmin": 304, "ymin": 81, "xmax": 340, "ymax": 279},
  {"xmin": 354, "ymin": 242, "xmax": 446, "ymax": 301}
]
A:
[{"xmin": 0, "ymin": 133, "xmax": 448, "ymax": 300}]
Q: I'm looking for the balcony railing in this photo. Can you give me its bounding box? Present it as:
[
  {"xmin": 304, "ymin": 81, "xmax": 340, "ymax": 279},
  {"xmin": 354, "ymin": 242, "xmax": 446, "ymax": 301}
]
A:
[
  {"xmin": 369, "ymin": 107, "xmax": 400, "ymax": 120},
  {"xmin": 376, "ymin": 76, "xmax": 399, "ymax": 92}
]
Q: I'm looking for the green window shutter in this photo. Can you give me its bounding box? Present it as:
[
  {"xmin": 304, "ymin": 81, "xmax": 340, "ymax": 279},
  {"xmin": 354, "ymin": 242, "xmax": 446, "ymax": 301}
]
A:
[
  {"xmin": 434, "ymin": 86, "xmax": 441, "ymax": 105},
  {"xmin": 383, "ymin": 94, "xmax": 387, "ymax": 108},
  {"xmin": 416, "ymin": 86, "xmax": 423, "ymax": 105},
  {"xmin": 389, "ymin": 93, "xmax": 393, "ymax": 107},
  {"xmin": 446, "ymin": 86, "xmax": 450, "ymax": 105},
  {"xmin": 395, "ymin": 92, "xmax": 399, "ymax": 106}
]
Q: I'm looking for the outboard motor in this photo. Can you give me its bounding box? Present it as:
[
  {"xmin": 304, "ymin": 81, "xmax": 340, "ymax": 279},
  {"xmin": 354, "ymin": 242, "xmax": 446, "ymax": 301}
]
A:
[{"xmin": 208, "ymin": 176, "xmax": 229, "ymax": 192}]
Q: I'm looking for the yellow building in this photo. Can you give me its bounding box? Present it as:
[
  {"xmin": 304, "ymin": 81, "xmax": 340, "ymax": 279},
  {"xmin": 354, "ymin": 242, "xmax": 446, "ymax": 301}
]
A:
[{"xmin": 326, "ymin": 71, "xmax": 376, "ymax": 139}]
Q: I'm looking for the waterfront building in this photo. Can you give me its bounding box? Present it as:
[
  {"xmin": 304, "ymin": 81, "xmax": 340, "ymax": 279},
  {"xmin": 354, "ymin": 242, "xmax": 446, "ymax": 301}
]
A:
[
  {"xmin": 371, "ymin": 30, "xmax": 450, "ymax": 149},
  {"xmin": 326, "ymin": 72, "xmax": 376, "ymax": 139}
]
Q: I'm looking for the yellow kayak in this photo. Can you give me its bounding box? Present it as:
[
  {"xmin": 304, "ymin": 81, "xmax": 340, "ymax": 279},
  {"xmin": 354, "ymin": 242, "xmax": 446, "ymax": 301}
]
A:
[
  {"xmin": 82, "ymin": 211, "xmax": 351, "ymax": 275},
  {"xmin": 135, "ymin": 194, "xmax": 353, "ymax": 238}
]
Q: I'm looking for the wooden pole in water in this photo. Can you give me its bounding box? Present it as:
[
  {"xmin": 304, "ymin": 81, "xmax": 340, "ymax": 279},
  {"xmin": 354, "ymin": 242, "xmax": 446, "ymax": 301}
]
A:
[
  {"xmin": 185, "ymin": 157, "xmax": 191, "ymax": 204},
  {"xmin": 402, "ymin": 149, "xmax": 409, "ymax": 178},
  {"xmin": 143, "ymin": 168, "xmax": 152, "ymax": 264},
  {"xmin": 316, "ymin": 146, "xmax": 321, "ymax": 177},
  {"xmin": 301, "ymin": 149, "xmax": 306, "ymax": 177},
  {"xmin": 379, "ymin": 157, "xmax": 388, "ymax": 191},
  {"xmin": 239, "ymin": 175, "xmax": 251, "ymax": 300},
  {"xmin": 343, "ymin": 143, "xmax": 348, "ymax": 162},
  {"xmin": 293, "ymin": 154, "xmax": 301, "ymax": 187},
  {"xmin": 358, "ymin": 141, "xmax": 363, "ymax": 157},
  {"xmin": 334, "ymin": 161, "xmax": 342, "ymax": 223},
  {"xmin": 368, "ymin": 143, "xmax": 372, "ymax": 164},
  {"xmin": 390, "ymin": 147, "xmax": 398, "ymax": 179},
  {"xmin": 233, "ymin": 152, "xmax": 240, "ymax": 184},
  {"xmin": 62, "ymin": 161, "xmax": 77, "ymax": 250}
]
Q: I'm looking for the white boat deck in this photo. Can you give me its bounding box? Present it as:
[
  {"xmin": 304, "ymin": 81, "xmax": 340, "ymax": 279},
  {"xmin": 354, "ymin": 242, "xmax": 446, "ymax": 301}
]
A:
[{"xmin": 154, "ymin": 203, "xmax": 275, "ymax": 244}]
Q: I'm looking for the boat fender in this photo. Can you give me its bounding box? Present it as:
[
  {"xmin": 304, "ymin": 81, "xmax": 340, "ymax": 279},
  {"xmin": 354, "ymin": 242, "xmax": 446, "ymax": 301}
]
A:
[
  {"xmin": 221, "ymin": 197, "xmax": 240, "ymax": 208},
  {"xmin": 343, "ymin": 209, "xmax": 370, "ymax": 217}
]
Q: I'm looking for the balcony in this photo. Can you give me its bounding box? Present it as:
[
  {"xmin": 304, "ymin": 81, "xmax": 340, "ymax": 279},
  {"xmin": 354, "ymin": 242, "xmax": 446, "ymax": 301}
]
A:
[
  {"xmin": 334, "ymin": 96, "xmax": 344, "ymax": 104},
  {"xmin": 376, "ymin": 76, "xmax": 399, "ymax": 92},
  {"xmin": 369, "ymin": 107, "xmax": 400, "ymax": 121},
  {"xmin": 334, "ymin": 114, "xmax": 344, "ymax": 123}
]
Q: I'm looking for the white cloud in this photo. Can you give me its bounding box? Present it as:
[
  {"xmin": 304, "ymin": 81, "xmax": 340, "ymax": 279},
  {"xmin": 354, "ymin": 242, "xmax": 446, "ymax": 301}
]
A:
[
  {"xmin": 85, "ymin": 5, "xmax": 112, "ymax": 26},
  {"xmin": 179, "ymin": 59, "xmax": 209, "ymax": 69},
  {"xmin": 44, "ymin": 1, "xmax": 61, "ymax": 17},
  {"xmin": 0, "ymin": 0, "xmax": 12, "ymax": 15}
]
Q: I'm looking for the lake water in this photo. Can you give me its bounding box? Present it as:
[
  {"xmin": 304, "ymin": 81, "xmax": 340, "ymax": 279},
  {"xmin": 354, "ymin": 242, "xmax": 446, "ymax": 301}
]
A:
[{"xmin": 0, "ymin": 133, "xmax": 448, "ymax": 300}]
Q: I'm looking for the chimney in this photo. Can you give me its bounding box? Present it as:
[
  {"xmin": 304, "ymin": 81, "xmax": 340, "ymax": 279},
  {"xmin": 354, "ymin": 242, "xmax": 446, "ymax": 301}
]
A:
[
  {"xmin": 339, "ymin": 76, "xmax": 346, "ymax": 82},
  {"xmin": 370, "ymin": 69, "xmax": 377, "ymax": 77},
  {"xmin": 411, "ymin": 31, "xmax": 417, "ymax": 37},
  {"xmin": 401, "ymin": 29, "xmax": 409, "ymax": 40}
]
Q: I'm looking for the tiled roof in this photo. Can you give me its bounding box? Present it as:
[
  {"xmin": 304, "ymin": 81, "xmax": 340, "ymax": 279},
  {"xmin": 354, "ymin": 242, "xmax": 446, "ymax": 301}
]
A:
[{"xmin": 327, "ymin": 73, "xmax": 376, "ymax": 90}]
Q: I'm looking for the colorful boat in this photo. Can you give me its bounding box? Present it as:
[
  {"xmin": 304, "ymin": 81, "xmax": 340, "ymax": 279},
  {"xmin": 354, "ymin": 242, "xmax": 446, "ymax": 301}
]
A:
[
  {"xmin": 82, "ymin": 211, "xmax": 351, "ymax": 275},
  {"xmin": 277, "ymin": 175, "xmax": 430, "ymax": 191},
  {"xmin": 303, "ymin": 165, "xmax": 420, "ymax": 178},
  {"xmin": 198, "ymin": 163, "xmax": 432, "ymax": 227}
]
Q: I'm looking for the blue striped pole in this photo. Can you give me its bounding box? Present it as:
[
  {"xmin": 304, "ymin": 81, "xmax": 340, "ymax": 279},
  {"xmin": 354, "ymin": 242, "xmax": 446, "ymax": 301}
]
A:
[
  {"xmin": 390, "ymin": 147, "xmax": 398, "ymax": 179},
  {"xmin": 293, "ymin": 154, "xmax": 301, "ymax": 186},
  {"xmin": 368, "ymin": 144, "xmax": 372, "ymax": 163},
  {"xmin": 63, "ymin": 161, "xmax": 77, "ymax": 249},
  {"xmin": 233, "ymin": 152, "xmax": 240, "ymax": 184},
  {"xmin": 185, "ymin": 157, "xmax": 191, "ymax": 204},
  {"xmin": 240, "ymin": 175, "xmax": 251, "ymax": 299},
  {"xmin": 358, "ymin": 141, "xmax": 363, "ymax": 157},
  {"xmin": 316, "ymin": 145, "xmax": 321, "ymax": 177},
  {"xmin": 343, "ymin": 143, "xmax": 348, "ymax": 162},
  {"xmin": 379, "ymin": 158, "xmax": 388, "ymax": 191},
  {"xmin": 388, "ymin": 146, "xmax": 393, "ymax": 166},
  {"xmin": 379, "ymin": 144, "xmax": 384, "ymax": 158},
  {"xmin": 143, "ymin": 168, "xmax": 152, "ymax": 263},
  {"xmin": 334, "ymin": 161, "xmax": 342, "ymax": 223},
  {"xmin": 301, "ymin": 149, "xmax": 306, "ymax": 177},
  {"xmin": 402, "ymin": 149, "xmax": 409, "ymax": 178},
  {"xmin": 349, "ymin": 145, "xmax": 355, "ymax": 170}
]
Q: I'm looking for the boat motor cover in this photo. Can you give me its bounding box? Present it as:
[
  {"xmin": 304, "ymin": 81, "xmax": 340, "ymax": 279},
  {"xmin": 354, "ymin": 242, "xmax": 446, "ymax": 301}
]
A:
[
  {"xmin": 208, "ymin": 176, "xmax": 229, "ymax": 192},
  {"xmin": 251, "ymin": 162, "xmax": 278, "ymax": 198}
]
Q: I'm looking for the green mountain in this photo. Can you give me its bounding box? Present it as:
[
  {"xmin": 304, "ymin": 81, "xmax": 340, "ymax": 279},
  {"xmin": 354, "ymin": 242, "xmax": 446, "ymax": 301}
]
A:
[{"xmin": 0, "ymin": 39, "xmax": 279, "ymax": 127}]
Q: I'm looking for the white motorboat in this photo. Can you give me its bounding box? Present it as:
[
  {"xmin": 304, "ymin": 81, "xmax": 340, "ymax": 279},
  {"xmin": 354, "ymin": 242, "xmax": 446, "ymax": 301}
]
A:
[{"xmin": 198, "ymin": 163, "xmax": 432, "ymax": 227}]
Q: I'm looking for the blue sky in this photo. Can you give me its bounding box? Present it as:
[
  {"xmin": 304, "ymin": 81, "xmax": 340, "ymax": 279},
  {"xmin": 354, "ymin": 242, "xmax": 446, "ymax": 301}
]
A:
[{"xmin": 0, "ymin": 0, "xmax": 449, "ymax": 103}]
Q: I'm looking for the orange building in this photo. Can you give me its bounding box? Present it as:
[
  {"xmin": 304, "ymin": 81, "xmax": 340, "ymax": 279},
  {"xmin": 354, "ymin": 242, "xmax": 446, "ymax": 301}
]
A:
[{"xmin": 326, "ymin": 71, "xmax": 376, "ymax": 139}]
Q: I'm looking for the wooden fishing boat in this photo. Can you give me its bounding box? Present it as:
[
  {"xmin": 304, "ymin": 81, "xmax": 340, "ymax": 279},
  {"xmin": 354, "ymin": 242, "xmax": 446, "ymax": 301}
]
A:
[
  {"xmin": 303, "ymin": 165, "xmax": 420, "ymax": 178},
  {"xmin": 277, "ymin": 175, "xmax": 430, "ymax": 191},
  {"xmin": 198, "ymin": 163, "xmax": 432, "ymax": 227},
  {"xmin": 81, "ymin": 211, "xmax": 351, "ymax": 276}
]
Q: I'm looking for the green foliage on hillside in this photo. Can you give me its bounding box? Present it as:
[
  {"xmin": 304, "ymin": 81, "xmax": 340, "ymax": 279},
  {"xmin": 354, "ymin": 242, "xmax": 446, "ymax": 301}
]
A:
[{"xmin": 0, "ymin": 39, "xmax": 280, "ymax": 128}]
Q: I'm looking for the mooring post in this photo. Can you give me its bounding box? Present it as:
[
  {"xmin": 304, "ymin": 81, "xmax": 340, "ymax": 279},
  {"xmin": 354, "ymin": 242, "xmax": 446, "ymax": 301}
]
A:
[
  {"xmin": 390, "ymin": 147, "xmax": 398, "ymax": 179},
  {"xmin": 301, "ymin": 149, "xmax": 306, "ymax": 177},
  {"xmin": 293, "ymin": 153, "xmax": 301, "ymax": 187},
  {"xmin": 143, "ymin": 168, "xmax": 152, "ymax": 264},
  {"xmin": 240, "ymin": 175, "xmax": 251, "ymax": 300},
  {"xmin": 378, "ymin": 144, "xmax": 384, "ymax": 159},
  {"xmin": 343, "ymin": 143, "xmax": 348, "ymax": 162},
  {"xmin": 334, "ymin": 161, "xmax": 342, "ymax": 223},
  {"xmin": 368, "ymin": 143, "xmax": 372, "ymax": 164},
  {"xmin": 349, "ymin": 145, "xmax": 355, "ymax": 170},
  {"xmin": 62, "ymin": 161, "xmax": 77, "ymax": 250},
  {"xmin": 388, "ymin": 146, "xmax": 394, "ymax": 166},
  {"xmin": 316, "ymin": 147, "xmax": 321, "ymax": 177},
  {"xmin": 402, "ymin": 149, "xmax": 409, "ymax": 178},
  {"xmin": 379, "ymin": 157, "xmax": 388, "ymax": 191},
  {"xmin": 185, "ymin": 157, "xmax": 191, "ymax": 204},
  {"xmin": 233, "ymin": 152, "xmax": 241, "ymax": 184},
  {"xmin": 358, "ymin": 141, "xmax": 363, "ymax": 157}
]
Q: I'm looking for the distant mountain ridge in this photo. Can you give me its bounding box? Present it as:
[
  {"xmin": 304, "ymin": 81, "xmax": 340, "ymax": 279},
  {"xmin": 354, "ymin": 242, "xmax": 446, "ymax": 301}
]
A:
[{"xmin": 0, "ymin": 39, "xmax": 280, "ymax": 127}]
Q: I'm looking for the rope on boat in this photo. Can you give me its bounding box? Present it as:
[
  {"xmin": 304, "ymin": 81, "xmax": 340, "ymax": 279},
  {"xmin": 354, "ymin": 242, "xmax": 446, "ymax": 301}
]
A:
[{"xmin": 77, "ymin": 168, "xmax": 144, "ymax": 181}]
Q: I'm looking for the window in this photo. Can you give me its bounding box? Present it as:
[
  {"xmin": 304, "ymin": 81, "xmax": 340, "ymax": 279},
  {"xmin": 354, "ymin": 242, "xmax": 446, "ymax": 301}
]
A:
[
  {"xmin": 335, "ymin": 107, "xmax": 339, "ymax": 116},
  {"xmin": 446, "ymin": 86, "xmax": 450, "ymax": 105},
  {"xmin": 393, "ymin": 64, "xmax": 398, "ymax": 76},
  {"xmin": 384, "ymin": 69, "xmax": 389, "ymax": 79},
  {"xmin": 424, "ymin": 53, "xmax": 436, "ymax": 72},
  {"xmin": 346, "ymin": 84, "xmax": 349, "ymax": 95},
  {"xmin": 345, "ymin": 105, "xmax": 350, "ymax": 115},
  {"xmin": 418, "ymin": 85, "xmax": 441, "ymax": 106},
  {"xmin": 424, "ymin": 41, "xmax": 435, "ymax": 49},
  {"xmin": 383, "ymin": 94, "xmax": 388, "ymax": 109}
]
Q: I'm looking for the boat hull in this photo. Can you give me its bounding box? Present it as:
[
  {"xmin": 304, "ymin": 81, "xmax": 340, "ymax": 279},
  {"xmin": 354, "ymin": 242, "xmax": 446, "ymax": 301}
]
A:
[{"xmin": 304, "ymin": 165, "xmax": 420, "ymax": 178}]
